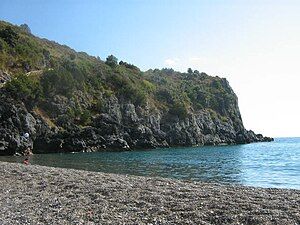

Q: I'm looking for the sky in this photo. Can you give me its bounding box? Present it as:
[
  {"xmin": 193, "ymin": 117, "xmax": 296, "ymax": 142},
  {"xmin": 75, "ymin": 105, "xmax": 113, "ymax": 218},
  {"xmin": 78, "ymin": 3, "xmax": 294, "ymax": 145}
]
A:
[{"xmin": 0, "ymin": 0, "xmax": 299, "ymax": 137}]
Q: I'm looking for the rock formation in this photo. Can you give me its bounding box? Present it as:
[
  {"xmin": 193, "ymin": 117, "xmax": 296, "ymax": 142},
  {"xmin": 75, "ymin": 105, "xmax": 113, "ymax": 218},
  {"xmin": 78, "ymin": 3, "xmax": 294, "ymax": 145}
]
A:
[{"xmin": 0, "ymin": 21, "xmax": 273, "ymax": 155}]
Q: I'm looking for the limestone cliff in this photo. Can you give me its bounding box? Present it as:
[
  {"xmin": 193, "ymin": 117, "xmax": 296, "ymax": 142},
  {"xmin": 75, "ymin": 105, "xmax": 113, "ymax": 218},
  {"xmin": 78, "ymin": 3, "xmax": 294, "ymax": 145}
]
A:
[{"xmin": 0, "ymin": 21, "xmax": 272, "ymax": 155}]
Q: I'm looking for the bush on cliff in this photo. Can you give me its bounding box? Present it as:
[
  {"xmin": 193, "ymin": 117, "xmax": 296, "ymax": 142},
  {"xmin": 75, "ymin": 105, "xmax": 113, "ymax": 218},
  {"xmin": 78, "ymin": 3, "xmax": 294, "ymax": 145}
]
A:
[
  {"xmin": 108, "ymin": 73, "xmax": 147, "ymax": 106},
  {"xmin": 5, "ymin": 73, "xmax": 42, "ymax": 103},
  {"xmin": 119, "ymin": 61, "xmax": 139, "ymax": 71},
  {"xmin": 169, "ymin": 101, "xmax": 188, "ymax": 119},
  {"xmin": 105, "ymin": 55, "xmax": 118, "ymax": 67},
  {"xmin": 41, "ymin": 68, "xmax": 75, "ymax": 97},
  {"xmin": 0, "ymin": 26, "xmax": 19, "ymax": 47},
  {"xmin": 19, "ymin": 24, "xmax": 31, "ymax": 34}
]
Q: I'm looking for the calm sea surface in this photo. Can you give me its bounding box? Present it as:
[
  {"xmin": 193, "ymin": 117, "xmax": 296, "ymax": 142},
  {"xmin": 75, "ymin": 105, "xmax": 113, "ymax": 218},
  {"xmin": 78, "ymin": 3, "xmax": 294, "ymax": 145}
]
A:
[{"xmin": 1, "ymin": 137, "xmax": 299, "ymax": 189}]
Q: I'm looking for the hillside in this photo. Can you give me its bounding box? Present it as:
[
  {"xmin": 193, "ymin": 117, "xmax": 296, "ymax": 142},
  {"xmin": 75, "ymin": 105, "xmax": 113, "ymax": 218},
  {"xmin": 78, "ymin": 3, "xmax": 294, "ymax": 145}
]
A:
[{"xmin": 0, "ymin": 21, "xmax": 272, "ymax": 155}]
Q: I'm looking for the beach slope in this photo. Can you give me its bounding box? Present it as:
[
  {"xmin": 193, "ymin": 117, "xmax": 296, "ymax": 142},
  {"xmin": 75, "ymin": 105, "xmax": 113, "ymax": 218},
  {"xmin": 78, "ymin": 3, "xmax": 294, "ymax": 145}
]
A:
[{"xmin": 0, "ymin": 162, "xmax": 299, "ymax": 224}]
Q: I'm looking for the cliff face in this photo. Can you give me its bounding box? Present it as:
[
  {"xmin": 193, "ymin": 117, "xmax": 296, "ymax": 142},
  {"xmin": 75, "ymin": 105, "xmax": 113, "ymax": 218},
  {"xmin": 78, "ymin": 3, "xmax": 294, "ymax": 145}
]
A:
[
  {"xmin": 0, "ymin": 92, "xmax": 272, "ymax": 155},
  {"xmin": 0, "ymin": 21, "xmax": 272, "ymax": 155}
]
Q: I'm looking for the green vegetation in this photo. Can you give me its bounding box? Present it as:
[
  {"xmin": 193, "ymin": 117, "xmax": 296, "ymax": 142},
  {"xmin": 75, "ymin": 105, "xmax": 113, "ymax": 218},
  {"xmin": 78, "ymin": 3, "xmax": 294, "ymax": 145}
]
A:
[
  {"xmin": 0, "ymin": 20, "xmax": 237, "ymax": 126},
  {"xmin": 119, "ymin": 61, "xmax": 139, "ymax": 71},
  {"xmin": 108, "ymin": 73, "xmax": 147, "ymax": 106},
  {"xmin": 105, "ymin": 55, "xmax": 118, "ymax": 67},
  {"xmin": 142, "ymin": 80, "xmax": 156, "ymax": 92},
  {"xmin": 19, "ymin": 24, "xmax": 31, "ymax": 34},
  {"xmin": 41, "ymin": 68, "xmax": 75, "ymax": 97},
  {"xmin": 169, "ymin": 101, "xmax": 188, "ymax": 119},
  {"xmin": 5, "ymin": 73, "xmax": 42, "ymax": 103},
  {"xmin": 0, "ymin": 26, "xmax": 18, "ymax": 47}
]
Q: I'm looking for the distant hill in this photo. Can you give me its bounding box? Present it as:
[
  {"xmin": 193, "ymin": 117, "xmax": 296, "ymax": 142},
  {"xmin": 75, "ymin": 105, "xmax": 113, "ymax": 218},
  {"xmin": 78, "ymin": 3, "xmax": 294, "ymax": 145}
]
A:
[{"xmin": 0, "ymin": 20, "xmax": 272, "ymax": 155}]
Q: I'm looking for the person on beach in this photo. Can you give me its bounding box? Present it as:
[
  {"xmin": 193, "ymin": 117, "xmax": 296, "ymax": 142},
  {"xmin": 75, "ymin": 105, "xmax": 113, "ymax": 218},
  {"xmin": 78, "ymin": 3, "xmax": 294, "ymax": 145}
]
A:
[
  {"xmin": 22, "ymin": 133, "xmax": 33, "ymax": 153},
  {"xmin": 23, "ymin": 157, "xmax": 29, "ymax": 165},
  {"xmin": 23, "ymin": 147, "xmax": 32, "ymax": 165},
  {"xmin": 22, "ymin": 133, "xmax": 33, "ymax": 164}
]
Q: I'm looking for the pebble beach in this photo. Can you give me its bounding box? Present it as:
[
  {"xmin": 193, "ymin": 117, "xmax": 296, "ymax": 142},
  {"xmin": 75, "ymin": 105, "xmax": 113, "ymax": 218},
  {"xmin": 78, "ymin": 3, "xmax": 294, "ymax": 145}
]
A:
[{"xmin": 0, "ymin": 161, "xmax": 299, "ymax": 225}]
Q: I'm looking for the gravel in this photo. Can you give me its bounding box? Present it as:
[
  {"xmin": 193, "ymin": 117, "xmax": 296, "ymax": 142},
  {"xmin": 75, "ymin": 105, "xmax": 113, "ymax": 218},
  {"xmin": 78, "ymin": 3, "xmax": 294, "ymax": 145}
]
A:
[{"xmin": 0, "ymin": 161, "xmax": 299, "ymax": 225}]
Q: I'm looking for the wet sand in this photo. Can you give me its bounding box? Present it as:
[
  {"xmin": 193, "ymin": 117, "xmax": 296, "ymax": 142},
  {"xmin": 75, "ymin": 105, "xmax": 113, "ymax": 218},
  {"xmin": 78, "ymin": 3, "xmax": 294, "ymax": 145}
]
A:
[{"xmin": 0, "ymin": 162, "xmax": 299, "ymax": 225}]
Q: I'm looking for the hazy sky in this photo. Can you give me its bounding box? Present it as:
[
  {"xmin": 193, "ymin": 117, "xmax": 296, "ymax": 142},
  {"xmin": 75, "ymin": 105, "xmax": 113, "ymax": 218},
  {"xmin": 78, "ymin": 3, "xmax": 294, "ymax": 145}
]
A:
[{"xmin": 1, "ymin": 0, "xmax": 299, "ymax": 137}]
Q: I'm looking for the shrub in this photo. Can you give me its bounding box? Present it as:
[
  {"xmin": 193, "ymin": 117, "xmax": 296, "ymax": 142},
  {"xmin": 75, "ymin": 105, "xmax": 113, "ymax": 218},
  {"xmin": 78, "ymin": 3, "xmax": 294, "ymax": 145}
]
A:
[
  {"xmin": 211, "ymin": 79, "xmax": 223, "ymax": 90},
  {"xmin": 92, "ymin": 99, "xmax": 103, "ymax": 113},
  {"xmin": 5, "ymin": 74, "xmax": 42, "ymax": 103},
  {"xmin": 119, "ymin": 61, "xmax": 139, "ymax": 70},
  {"xmin": 80, "ymin": 109, "xmax": 91, "ymax": 126},
  {"xmin": 186, "ymin": 86, "xmax": 209, "ymax": 109},
  {"xmin": 19, "ymin": 24, "xmax": 31, "ymax": 34},
  {"xmin": 169, "ymin": 101, "xmax": 188, "ymax": 119},
  {"xmin": 0, "ymin": 26, "xmax": 19, "ymax": 47},
  {"xmin": 220, "ymin": 116, "xmax": 228, "ymax": 123},
  {"xmin": 194, "ymin": 70, "xmax": 200, "ymax": 75},
  {"xmin": 207, "ymin": 109, "xmax": 218, "ymax": 120},
  {"xmin": 88, "ymin": 76, "xmax": 103, "ymax": 91},
  {"xmin": 0, "ymin": 39, "xmax": 4, "ymax": 51},
  {"xmin": 155, "ymin": 88, "xmax": 174, "ymax": 104},
  {"xmin": 61, "ymin": 59, "xmax": 85, "ymax": 84},
  {"xmin": 161, "ymin": 68, "xmax": 174, "ymax": 75},
  {"xmin": 120, "ymin": 85, "xmax": 146, "ymax": 106},
  {"xmin": 142, "ymin": 80, "xmax": 156, "ymax": 92},
  {"xmin": 105, "ymin": 55, "xmax": 118, "ymax": 67},
  {"xmin": 67, "ymin": 107, "xmax": 91, "ymax": 126},
  {"xmin": 69, "ymin": 53, "xmax": 76, "ymax": 60},
  {"xmin": 42, "ymin": 49, "xmax": 50, "ymax": 59},
  {"xmin": 41, "ymin": 67, "xmax": 75, "ymax": 97}
]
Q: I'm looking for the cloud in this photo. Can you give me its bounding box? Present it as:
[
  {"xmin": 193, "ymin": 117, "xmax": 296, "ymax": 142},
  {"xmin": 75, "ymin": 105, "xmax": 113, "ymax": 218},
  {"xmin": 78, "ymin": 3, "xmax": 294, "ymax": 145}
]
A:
[
  {"xmin": 188, "ymin": 57, "xmax": 207, "ymax": 67},
  {"xmin": 164, "ymin": 58, "xmax": 179, "ymax": 67}
]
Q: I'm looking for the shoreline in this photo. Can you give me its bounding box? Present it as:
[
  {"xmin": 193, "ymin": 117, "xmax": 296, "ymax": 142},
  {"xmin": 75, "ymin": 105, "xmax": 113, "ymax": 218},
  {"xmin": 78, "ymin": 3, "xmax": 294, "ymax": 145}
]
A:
[
  {"xmin": 0, "ymin": 137, "xmax": 274, "ymax": 157},
  {"xmin": 0, "ymin": 162, "xmax": 299, "ymax": 224}
]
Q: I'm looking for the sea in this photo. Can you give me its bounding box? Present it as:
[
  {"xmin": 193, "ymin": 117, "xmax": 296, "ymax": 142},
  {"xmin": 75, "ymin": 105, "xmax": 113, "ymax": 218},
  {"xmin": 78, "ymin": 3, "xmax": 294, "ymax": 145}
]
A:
[{"xmin": 0, "ymin": 137, "xmax": 299, "ymax": 189}]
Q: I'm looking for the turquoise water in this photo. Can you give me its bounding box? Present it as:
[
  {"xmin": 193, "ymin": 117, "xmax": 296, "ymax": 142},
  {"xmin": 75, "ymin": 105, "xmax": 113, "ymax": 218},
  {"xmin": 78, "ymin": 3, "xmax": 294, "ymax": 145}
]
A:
[{"xmin": 1, "ymin": 137, "xmax": 299, "ymax": 189}]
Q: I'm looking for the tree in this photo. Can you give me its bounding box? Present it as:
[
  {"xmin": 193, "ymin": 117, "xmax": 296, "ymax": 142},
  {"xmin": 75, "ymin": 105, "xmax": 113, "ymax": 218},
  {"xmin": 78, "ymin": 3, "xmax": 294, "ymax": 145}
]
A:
[
  {"xmin": 0, "ymin": 39, "xmax": 4, "ymax": 51},
  {"xmin": 105, "ymin": 55, "xmax": 118, "ymax": 67},
  {"xmin": 20, "ymin": 24, "xmax": 31, "ymax": 34},
  {"xmin": 42, "ymin": 49, "xmax": 50, "ymax": 60},
  {"xmin": 169, "ymin": 101, "xmax": 188, "ymax": 119},
  {"xmin": 0, "ymin": 26, "xmax": 19, "ymax": 47},
  {"xmin": 194, "ymin": 70, "xmax": 200, "ymax": 75},
  {"xmin": 119, "ymin": 60, "xmax": 139, "ymax": 70},
  {"xmin": 5, "ymin": 74, "xmax": 42, "ymax": 103},
  {"xmin": 69, "ymin": 53, "xmax": 76, "ymax": 60},
  {"xmin": 80, "ymin": 110, "xmax": 91, "ymax": 125},
  {"xmin": 41, "ymin": 67, "xmax": 75, "ymax": 97},
  {"xmin": 187, "ymin": 68, "xmax": 193, "ymax": 74}
]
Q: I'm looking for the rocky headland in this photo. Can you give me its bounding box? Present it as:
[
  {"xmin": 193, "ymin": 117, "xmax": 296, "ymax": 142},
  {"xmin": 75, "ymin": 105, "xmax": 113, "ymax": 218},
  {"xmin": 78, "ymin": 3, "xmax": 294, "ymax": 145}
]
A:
[{"xmin": 0, "ymin": 21, "xmax": 273, "ymax": 155}]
